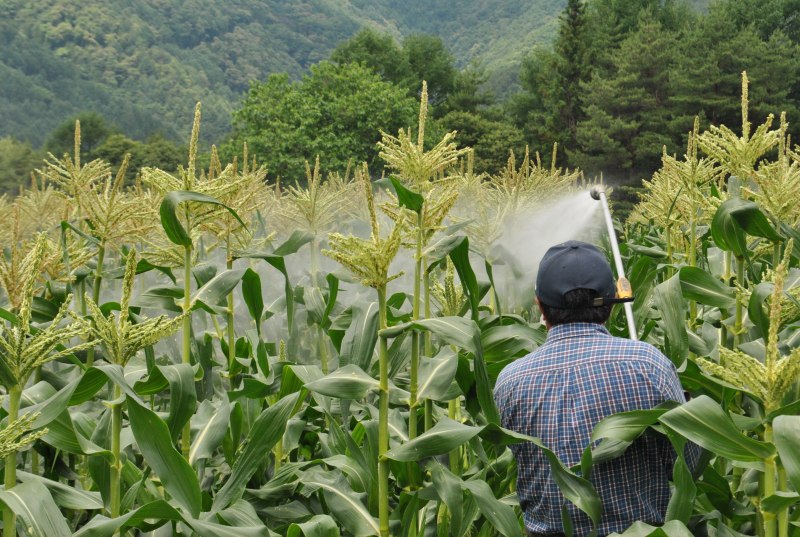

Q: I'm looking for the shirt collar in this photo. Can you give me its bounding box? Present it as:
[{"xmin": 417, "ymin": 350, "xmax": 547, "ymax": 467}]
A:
[{"xmin": 545, "ymin": 322, "xmax": 610, "ymax": 343}]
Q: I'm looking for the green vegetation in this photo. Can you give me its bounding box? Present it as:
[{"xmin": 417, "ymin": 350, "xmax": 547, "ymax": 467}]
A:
[
  {"xmin": 224, "ymin": 61, "xmax": 418, "ymax": 181},
  {"xmin": 1, "ymin": 0, "xmax": 565, "ymax": 150},
  {"xmin": 514, "ymin": 0, "xmax": 800, "ymax": 185},
  {"xmin": 1, "ymin": 71, "xmax": 799, "ymax": 537}
]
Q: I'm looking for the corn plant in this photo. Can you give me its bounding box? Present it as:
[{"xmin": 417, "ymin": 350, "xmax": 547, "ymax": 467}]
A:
[{"xmin": 0, "ymin": 73, "xmax": 798, "ymax": 537}]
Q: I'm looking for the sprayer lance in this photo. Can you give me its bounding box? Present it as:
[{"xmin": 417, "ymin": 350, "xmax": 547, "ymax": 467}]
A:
[{"xmin": 590, "ymin": 185, "xmax": 638, "ymax": 340}]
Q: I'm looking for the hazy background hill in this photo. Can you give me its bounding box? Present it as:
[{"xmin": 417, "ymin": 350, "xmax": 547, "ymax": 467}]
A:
[{"xmin": 2, "ymin": 0, "xmax": 571, "ymax": 146}]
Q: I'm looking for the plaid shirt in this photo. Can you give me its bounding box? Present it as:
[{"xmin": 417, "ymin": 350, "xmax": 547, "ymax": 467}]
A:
[{"xmin": 494, "ymin": 323, "xmax": 692, "ymax": 536}]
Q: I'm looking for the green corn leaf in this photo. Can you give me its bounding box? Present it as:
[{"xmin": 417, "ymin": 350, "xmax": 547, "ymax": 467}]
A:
[
  {"xmin": 242, "ymin": 268, "xmax": 264, "ymax": 332},
  {"xmin": 429, "ymin": 461, "xmax": 476, "ymax": 537},
  {"xmin": 158, "ymin": 363, "xmax": 197, "ymax": 441},
  {"xmin": 461, "ymin": 479, "xmax": 521, "ymax": 537},
  {"xmin": 304, "ymin": 365, "xmax": 379, "ymax": 399},
  {"xmin": 663, "ymin": 429, "xmax": 696, "ymax": 522},
  {"xmin": 628, "ymin": 244, "xmax": 669, "ymax": 259},
  {"xmin": 423, "ymin": 234, "xmax": 468, "ymax": 266},
  {"xmin": 653, "ymin": 274, "xmax": 689, "ymax": 368},
  {"xmin": 384, "ymin": 418, "xmax": 481, "ymax": 461},
  {"xmin": 72, "ymin": 500, "xmax": 184, "ymax": 537},
  {"xmin": 0, "ymin": 479, "xmax": 72, "ymax": 537},
  {"xmin": 273, "ymin": 229, "xmax": 315, "ymax": 256},
  {"xmin": 592, "ymin": 404, "xmax": 677, "ymax": 443},
  {"xmin": 761, "ymin": 492, "xmax": 800, "ymax": 513},
  {"xmin": 726, "ymin": 198, "xmax": 783, "ymax": 242},
  {"xmin": 25, "ymin": 373, "xmax": 99, "ymax": 429},
  {"xmin": 306, "ymin": 286, "xmax": 327, "ymax": 325},
  {"xmin": 475, "ymin": 423, "xmax": 601, "ymax": 529},
  {"xmin": 302, "ymin": 469, "xmax": 379, "ymax": 537},
  {"xmin": 659, "ymin": 396, "xmax": 774, "ymax": 462},
  {"xmin": 609, "ymin": 520, "xmax": 694, "ymax": 536},
  {"xmin": 340, "ymin": 301, "xmax": 379, "ymax": 370},
  {"xmin": 188, "ymin": 399, "xmax": 232, "ymax": 465},
  {"xmin": 679, "ymin": 266, "xmax": 736, "ymax": 310},
  {"xmin": 126, "ymin": 395, "xmax": 202, "ymax": 517},
  {"xmin": 132, "ymin": 285, "xmax": 184, "ymax": 312},
  {"xmin": 324, "ymin": 454, "xmax": 372, "ymax": 498},
  {"xmin": 747, "ymin": 282, "xmax": 774, "ymax": 340},
  {"xmin": 193, "ymin": 263, "xmax": 218, "ymax": 288},
  {"xmin": 184, "ymin": 517, "xmax": 270, "ymax": 537},
  {"xmin": 417, "ymin": 351, "xmax": 459, "ymax": 401},
  {"xmin": 17, "ymin": 470, "xmax": 103, "ymax": 510},
  {"xmin": 449, "ymin": 237, "xmax": 480, "ymax": 321},
  {"xmin": 321, "ymin": 274, "xmax": 340, "ymax": 329},
  {"xmin": 61, "ymin": 220, "xmax": 101, "ymax": 246},
  {"xmin": 235, "ymin": 252, "xmax": 296, "ymax": 332},
  {"xmin": 286, "ymin": 514, "xmax": 340, "ymax": 537},
  {"xmin": 485, "ymin": 260, "xmax": 502, "ymax": 315},
  {"xmin": 589, "ymin": 403, "xmax": 678, "ymax": 465},
  {"xmin": 697, "ymin": 465, "xmax": 735, "ymax": 516},
  {"xmin": 711, "ymin": 198, "xmax": 753, "ymax": 257},
  {"xmin": 380, "ymin": 316, "xmax": 499, "ymax": 423},
  {"xmin": 211, "ymin": 393, "xmax": 300, "ymax": 512},
  {"xmin": 216, "ymin": 499, "xmax": 269, "ymax": 528},
  {"xmin": 389, "ymin": 176, "xmax": 424, "ymax": 213},
  {"xmin": 773, "ymin": 415, "xmax": 800, "ymax": 491},
  {"xmin": 40, "ymin": 409, "xmax": 113, "ymax": 460},
  {"xmin": 193, "ymin": 269, "xmax": 247, "ymax": 311},
  {"xmin": 481, "ymin": 323, "xmax": 539, "ymax": 362},
  {"xmin": 160, "ymin": 190, "xmax": 246, "ymax": 247},
  {"xmin": 382, "ymin": 317, "xmax": 478, "ymax": 354}
]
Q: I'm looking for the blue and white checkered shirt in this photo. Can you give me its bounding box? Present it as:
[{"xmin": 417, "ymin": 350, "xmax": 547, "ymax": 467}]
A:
[{"xmin": 494, "ymin": 323, "xmax": 692, "ymax": 536}]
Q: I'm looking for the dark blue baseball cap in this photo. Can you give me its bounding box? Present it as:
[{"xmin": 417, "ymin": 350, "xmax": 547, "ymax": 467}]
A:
[{"xmin": 536, "ymin": 240, "xmax": 619, "ymax": 308}]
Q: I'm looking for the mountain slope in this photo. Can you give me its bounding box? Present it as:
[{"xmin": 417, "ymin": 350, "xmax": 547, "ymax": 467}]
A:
[{"xmin": 2, "ymin": 0, "xmax": 566, "ymax": 146}]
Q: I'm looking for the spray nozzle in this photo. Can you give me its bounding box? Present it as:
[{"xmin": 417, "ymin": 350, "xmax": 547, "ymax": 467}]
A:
[{"xmin": 589, "ymin": 185, "xmax": 606, "ymax": 200}]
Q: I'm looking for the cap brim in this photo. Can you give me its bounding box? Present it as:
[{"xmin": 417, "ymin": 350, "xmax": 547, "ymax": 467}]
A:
[{"xmin": 592, "ymin": 296, "xmax": 636, "ymax": 306}]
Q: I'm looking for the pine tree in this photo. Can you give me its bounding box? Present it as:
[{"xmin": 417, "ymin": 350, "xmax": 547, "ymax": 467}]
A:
[
  {"xmin": 554, "ymin": 0, "xmax": 590, "ymax": 144},
  {"xmin": 571, "ymin": 15, "xmax": 679, "ymax": 177},
  {"xmin": 511, "ymin": 0, "xmax": 591, "ymax": 156}
]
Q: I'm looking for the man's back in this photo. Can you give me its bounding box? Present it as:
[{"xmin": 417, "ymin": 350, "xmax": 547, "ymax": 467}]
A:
[{"xmin": 494, "ymin": 322, "xmax": 687, "ymax": 536}]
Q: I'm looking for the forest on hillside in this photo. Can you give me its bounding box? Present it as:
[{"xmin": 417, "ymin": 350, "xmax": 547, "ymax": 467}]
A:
[
  {"xmin": 3, "ymin": 0, "xmax": 800, "ymax": 214},
  {"xmin": 0, "ymin": 0, "xmax": 564, "ymax": 147}
]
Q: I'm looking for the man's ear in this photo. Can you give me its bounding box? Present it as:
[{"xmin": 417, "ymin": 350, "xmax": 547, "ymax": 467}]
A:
[{"xmin": 536, "ymin": 297, "xmax": 551, "ymax": 329}]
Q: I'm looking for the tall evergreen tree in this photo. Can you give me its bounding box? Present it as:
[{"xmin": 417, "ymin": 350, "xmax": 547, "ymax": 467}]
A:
[
  {"xmin": 510, "ymin": 0, "xmax": 591, "ymax": 157},
  {"xmin": 572, "ymin": 16, "xmax": 679, "ymax": 177},
  {"xmin": 554, "ymin": 0, "xmax": 590, "ymax": 145},
  {"xmin": 670, "ymin": 6, "xmax": 800, "ymax": 136}
]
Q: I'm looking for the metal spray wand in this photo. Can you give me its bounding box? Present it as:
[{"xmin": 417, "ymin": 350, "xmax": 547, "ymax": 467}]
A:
[{"xmin": 590, "ymin": 185, "xmax": 637, "ymax": 340}]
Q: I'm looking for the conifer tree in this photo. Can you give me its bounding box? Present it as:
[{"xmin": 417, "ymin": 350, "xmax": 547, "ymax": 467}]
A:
[
  {"xmin": 511, "ymin": 0, "xmax": 591, "ymax": 156},
  {"xmin": 554, "ymin": 0, "xmax": 590, "ymax": 145},
  {"xmin": 571, "ymin": 16, "xmax": 679, "ymax": 177}
]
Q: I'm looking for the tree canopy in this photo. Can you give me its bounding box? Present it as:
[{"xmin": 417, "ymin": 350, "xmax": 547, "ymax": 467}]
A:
[{"xmin": 226, "ymin": 61, "xmax": 418, "ymax": 182}]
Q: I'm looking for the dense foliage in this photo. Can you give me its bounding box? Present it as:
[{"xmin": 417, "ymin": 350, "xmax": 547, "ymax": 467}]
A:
[
  {"xmin": 0, "ymin": 0, "xmax": 565, "ymax": 149},
  {"xmin": 513, "ymin": 0, "xmax": 800, "ymax": 185},
  {"xmin": 2, "ymin": 77, "xmax": 800, "ymax": 537}
]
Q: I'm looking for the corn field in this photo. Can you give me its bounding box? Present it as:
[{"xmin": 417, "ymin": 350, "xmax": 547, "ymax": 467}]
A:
[{"xmin": 1, "ymin": 76, "xmax": 800, "ymax": 537}]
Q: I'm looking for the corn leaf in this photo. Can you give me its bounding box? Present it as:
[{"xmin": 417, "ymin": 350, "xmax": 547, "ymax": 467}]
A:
[
  {"xmin": 679, "ymin": 266, "xmax": 736, "ymax": 310},
  {"xmin": 0, "ymin": 480, "xmax": 72, "ymax": 537},
  {"xmin": 286, "ymin": 514, "xmax": 340, "ymax": 537},
  {"xmin": 211, "ymin": 393, "xmax": 300, "ymax": 512},
  {"xmin": 160, "ymin": 190, "xmax": 245, "ymax": 247},
  {"xmin": 304, "ymin": 364, "xmax": 379, "ymax": 399},
  {"xmin": 659, "ymin": 396, "xmax": 774, "ymax": 461},
  {"xmin": 126, "ymin": 395, "xmax": 202, "ymax": 517},
  {"xmin": 773, "ymin": 415, "xmax": 800, "ymax": 491}
]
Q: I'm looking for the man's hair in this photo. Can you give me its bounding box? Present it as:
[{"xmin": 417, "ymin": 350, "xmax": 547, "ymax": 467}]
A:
[{"xmin": 538, "ymin": 288, "xmax": 613, "ymax": 326}]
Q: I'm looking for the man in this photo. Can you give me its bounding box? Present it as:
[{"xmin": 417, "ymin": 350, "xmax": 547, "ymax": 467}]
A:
[{"xmin": 494, "ymin": 240, "xmax": 695, "ymax": 536}]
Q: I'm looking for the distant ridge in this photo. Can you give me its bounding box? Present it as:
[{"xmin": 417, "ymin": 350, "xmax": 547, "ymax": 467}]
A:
[{"xmin": 2, "ymin": 0, "xmax": 566, "ymax": 146}]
